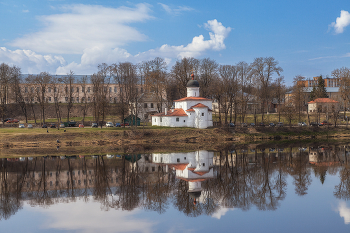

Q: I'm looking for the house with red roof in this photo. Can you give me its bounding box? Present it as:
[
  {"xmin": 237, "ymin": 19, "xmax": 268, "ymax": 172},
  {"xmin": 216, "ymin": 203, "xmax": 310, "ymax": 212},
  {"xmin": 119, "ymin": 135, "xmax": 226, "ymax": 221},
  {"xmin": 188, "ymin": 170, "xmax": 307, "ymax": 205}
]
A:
[
  {"xmin": 308, "ymin": 98, "xmax": 339, "ymax": 113},
  {"xmin": 152, "ymin": 74, "xmax": 213, "ymax": 128}
]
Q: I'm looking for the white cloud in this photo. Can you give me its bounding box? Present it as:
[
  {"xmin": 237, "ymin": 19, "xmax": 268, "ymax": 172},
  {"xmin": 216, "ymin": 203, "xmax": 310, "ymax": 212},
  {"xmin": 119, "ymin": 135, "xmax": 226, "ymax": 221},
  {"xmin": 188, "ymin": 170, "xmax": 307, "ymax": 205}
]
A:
[
  {"xmin": 56, "ymin": 19, "xmax": 231, "ymax": 74},
  {"xmin": 22, "ymin": 9, "xmax": 29, "ymax": 13},
  {"xmin": 337, "ymin": 201, "xmax": 350, "ymax": 224},
  {"xmin": 152, "ymin": 19, "xmax": 231, "ymax": 58},
  {"xmin": 26, "ymin": 197, "xmax": 157, "ymax": 233},
  {"xmin": 0, "ymin": 47, "xmax": 65, "ymax": 74},
  {"xmin": 158, "ymin": 3, "xmax": 193, "ymax": 15},
  {"xmin": 5, "ymin": 5, "xmax": 231, "ymax": 75},
  {"xmin": 10, "ymin": 3, "xmax": 153, "ymax": 54},
  {"xmin": 330, "ymin": 10, "xmax": 350, "ymax": 34},
  {"xmin": 211, "ymin": 207, "xmax": 233, "ymax": 219}
]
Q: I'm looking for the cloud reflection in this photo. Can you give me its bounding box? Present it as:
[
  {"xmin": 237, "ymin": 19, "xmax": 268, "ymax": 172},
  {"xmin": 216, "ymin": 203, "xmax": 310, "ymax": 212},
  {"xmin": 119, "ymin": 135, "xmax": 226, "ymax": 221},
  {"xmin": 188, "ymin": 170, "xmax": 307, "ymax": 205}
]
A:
[
  {"xmin": 26, "ymin": 197, "xmax": 157, "ymax": 233},
  {"xmin": 211, "ymin": 208, "xmax": 233, "ymax": 219},
  {"xmin": 337, "ymin": 201, "xmax": 350, "ymax": 224}
]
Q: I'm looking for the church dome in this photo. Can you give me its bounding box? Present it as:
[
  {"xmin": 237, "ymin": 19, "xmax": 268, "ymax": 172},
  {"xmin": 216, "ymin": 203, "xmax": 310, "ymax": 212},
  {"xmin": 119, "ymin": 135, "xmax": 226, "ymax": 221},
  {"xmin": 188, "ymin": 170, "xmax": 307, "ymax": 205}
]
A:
[{"xmin": 187, "ymin": 74, "xmax": 199, "ymax": 87}]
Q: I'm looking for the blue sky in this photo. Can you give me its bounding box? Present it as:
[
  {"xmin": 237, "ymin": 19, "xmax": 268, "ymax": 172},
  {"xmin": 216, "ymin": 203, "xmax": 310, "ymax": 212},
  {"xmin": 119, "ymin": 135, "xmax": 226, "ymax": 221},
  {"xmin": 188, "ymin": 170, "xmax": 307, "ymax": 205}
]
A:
[{"xmin": 1, "ymin": 0, "xmax": 350, "ymax": 85}]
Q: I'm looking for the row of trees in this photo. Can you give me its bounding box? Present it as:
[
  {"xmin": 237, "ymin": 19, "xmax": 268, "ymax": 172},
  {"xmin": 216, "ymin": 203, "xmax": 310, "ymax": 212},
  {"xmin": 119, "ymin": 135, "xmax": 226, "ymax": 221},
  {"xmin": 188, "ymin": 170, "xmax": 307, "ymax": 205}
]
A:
[
  {"xmin": 4, "ymin": 57, "xmax": 350, "ymax": 126},
  {"xmin": 1, "ymin": 56, "xmax": 286, "ymax": 126}
]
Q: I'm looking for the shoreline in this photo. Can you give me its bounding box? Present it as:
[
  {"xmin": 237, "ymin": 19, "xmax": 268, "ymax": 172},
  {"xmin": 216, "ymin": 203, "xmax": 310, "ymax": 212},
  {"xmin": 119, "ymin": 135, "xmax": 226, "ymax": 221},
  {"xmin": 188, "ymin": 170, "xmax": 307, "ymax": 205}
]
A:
[{"xmin": 1, "ymin": 126, "xmax": 350, "ymax": 157}]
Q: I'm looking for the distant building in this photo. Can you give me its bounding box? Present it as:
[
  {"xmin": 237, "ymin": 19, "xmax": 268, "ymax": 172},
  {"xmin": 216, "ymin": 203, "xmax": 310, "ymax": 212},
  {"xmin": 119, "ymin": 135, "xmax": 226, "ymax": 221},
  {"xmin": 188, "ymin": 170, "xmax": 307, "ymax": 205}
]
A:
[
  {"xmin": 152, "ymin": 74, "xmax": 213, "ymax": 129},
  {"xmin": 298, "ymin": 76, "xmax": 341, "ymax": 88},
  {"xmin": 308, "ymin": 98, "xmax": 339, "ymax": 113}
]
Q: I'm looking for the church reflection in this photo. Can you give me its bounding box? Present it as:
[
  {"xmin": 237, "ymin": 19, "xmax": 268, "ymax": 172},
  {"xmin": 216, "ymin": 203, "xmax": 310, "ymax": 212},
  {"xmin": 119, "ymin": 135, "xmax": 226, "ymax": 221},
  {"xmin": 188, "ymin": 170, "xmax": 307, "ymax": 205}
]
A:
[{"xmin": 1, "ymin": 144, "xmax": 350, "ymax": 220}]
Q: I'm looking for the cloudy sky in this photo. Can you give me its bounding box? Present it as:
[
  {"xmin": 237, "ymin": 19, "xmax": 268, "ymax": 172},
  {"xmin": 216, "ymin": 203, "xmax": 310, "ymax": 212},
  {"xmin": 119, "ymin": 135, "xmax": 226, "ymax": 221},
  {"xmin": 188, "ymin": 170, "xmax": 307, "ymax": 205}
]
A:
[{"xmin": 1, "ymin": 0, "xmax": 350, "ymax": 85}]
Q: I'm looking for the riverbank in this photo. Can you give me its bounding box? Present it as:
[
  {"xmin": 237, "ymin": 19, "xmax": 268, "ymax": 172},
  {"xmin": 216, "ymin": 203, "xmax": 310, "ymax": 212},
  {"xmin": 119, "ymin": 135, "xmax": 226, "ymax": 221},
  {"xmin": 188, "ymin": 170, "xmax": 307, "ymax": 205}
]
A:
[{"xmin": 1, "ymin": 126, "xmax": 350, "ymax": 156}]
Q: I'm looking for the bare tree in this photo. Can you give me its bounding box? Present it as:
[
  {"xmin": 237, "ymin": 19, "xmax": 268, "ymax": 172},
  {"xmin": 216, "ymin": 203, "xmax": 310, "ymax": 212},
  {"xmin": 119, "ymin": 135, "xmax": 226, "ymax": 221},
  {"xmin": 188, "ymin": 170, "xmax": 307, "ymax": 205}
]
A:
[
  {"xmin": 333, "ymin": 67, "xmax": 350, "ymax": 121},
  {"xmin": 272, "ymin": 76, "xmax": 286, "ymax": 122},
  {"xmin": 292, "ymin": 75, "xmax": 307, "ymax": 123},
  {"xmin": 219, "ymin": 65, "xmax": 238, "ymax": 124},
  {"xmin": 237, "ymin": 61, "xmax": 252, "ymax": 123},
  {"xmin": 33, "ymin": 72, "xmax": 52, "ymax": 124},
  {"xmin": 24, "ymin": 75, "xmax": 37, "ymax": 124},
  {"xmin": 142, "ymin": 57, "xmax": 168, "ymax": 113},
  {"xmin": 250, "ymin": 57, "xmax": 283, "ymax": 122},
  {"xmin": 62, "ymin": 71, "xmax": 75, "ymax": 122},
  {"xmin": 198, "ymin": 58, "xmax": 218, "ymax": 98},
  {"xmin": 171, "ymin": 57, "xmax": 200, "ymax": 97}
]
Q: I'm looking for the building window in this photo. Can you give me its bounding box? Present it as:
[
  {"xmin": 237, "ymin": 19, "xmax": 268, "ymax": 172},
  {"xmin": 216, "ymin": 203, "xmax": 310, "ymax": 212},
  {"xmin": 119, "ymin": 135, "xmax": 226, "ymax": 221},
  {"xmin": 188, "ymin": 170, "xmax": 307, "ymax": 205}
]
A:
[
  {"xmin": 151, "ymin": 103, "xmax": 154, "ymax": 108},
  {"xmin": 202, "ymin": 113, "xmax": 204, "ymax": 116},
  {"xmin": 160, "ymin": 118, "xmax": 162, "ymax": 122},
  {"xmin": 76, "ymin": 97, "xmax": 79, "ymax": 102},
  {"xmin": 71, "ymin": 87, "xmax": 74, "ymax": 92},
  {"xmin": 184, "ymin": 157, "xmax": 186, "ymax": 160},
  {"xmin": 203, "ymin": 163, "xmax": 205, "ymax": 167},
  {"xmin": 65, "ymin": 97, "xmax": 68, "ymax": 102},
  {"xmin": 48, "ymin": 97, "xmax": 51, "ymax": 102},
  {"xmin": 114, "ymin": 87, "xmax": 117, "ymax": 93},
  {"xmin": 76, "ymin": 87, "xmax": 79, "ymax": 92},
  {"xmin": 25, "ymin": 87, "xmax": 28, "ymax": 93},
  {"xmin": 154, "ymin": 118, "xmax": 156, "ymax": 122},
  {"xmin": 176, "ymin": 118, "xmax": 179, "ymax": 122},
  {"xmin": 48, "ymin": 87, "xmax": 51, "ymax": 93},
  {"xmin": 54, "ymin": 87, "xmax": 57, "ymax": 93},
  {"xmin": 87, "ymin": 87, "xmax": 91, "ymax": 93},
  {"xmin": 109, "ymin": 87, "xmax": 112, "ymax": 93},
  {"xmin": 88, "ymin": 97, "xmax": 91, "ymax": 102},
  {"xmin": 114, "ymin": 97, "xmax": 117, "ymax": 103},
  {"xmin": 177, "ymin": 158, "xmax": 180, "ymax": 162},
  {"xmin": 184, "ymin": 120, "xmax": 186, "ymax": 122},
  {"xmin": 82, "ymin": 97, "xmax": 85, "ymax": 102},
  {"xmin": 144, "ymin": 103, "xmax": 147, "ymax": 108},
  {"xmin": 82, "ymin": 87, "xmax": 85, "ymax": 92}
]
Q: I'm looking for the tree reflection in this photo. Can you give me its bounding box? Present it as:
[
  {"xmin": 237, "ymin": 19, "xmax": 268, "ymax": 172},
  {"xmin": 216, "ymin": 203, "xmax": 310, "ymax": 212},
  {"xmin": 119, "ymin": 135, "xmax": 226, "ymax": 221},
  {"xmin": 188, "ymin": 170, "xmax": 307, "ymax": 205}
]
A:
[{"xmin": 0, "ymin": 145, "xmax": 349, "ymax": 219}]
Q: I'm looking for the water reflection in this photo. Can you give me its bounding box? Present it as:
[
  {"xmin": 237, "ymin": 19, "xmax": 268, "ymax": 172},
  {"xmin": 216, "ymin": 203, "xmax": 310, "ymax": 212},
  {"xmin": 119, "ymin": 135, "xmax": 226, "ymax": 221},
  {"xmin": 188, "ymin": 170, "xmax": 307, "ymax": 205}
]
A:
[{"xmin": 1, "ymin": 144, "xmax": 350, "ymax": 222}]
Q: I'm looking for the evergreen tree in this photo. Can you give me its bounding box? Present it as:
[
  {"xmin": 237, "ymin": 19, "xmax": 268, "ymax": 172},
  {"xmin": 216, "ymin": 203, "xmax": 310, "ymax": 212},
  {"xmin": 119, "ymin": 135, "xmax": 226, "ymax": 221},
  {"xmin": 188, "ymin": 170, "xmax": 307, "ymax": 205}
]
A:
[
  {"xmin": 316, "ymin": 76, "xmax": 328, "ymax": 98},
  {"xmin": 310, "ymin": 86, "xmax": 316, "ymax": 101}
]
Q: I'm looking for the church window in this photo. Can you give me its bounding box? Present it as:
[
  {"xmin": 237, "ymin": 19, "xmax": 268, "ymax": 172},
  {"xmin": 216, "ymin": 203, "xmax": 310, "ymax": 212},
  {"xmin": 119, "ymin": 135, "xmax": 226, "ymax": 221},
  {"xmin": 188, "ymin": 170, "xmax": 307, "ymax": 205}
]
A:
[{"xmin": 176, "ymin": 118, "xmax": 179, "ymax": 122}]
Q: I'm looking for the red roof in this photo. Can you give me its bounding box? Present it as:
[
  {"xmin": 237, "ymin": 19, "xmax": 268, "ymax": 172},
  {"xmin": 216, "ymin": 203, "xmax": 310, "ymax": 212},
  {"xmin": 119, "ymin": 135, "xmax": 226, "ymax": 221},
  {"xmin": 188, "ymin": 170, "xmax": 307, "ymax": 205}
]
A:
[
  {"xmin": 152, "ymin": 108, "xmax": 188, "ymax": 117},
  {"xmin": 308, "ymin": 98, "xmax": 339, "ymax": 104},
  {"xmin": 178, "ymin": 178, "xmax": 208, "ymax": 182},
  {"xmin": 192, "ymin": 171, "xmax": 209, "ymax": 176},
  {"xmin": 186, "ymin": 109, "xmax": 195, "ymax": 112},
  {"xmin": 191, "ymin": 103, "xmax": 209, "ymax": 108},
  {"xmin": 174, "ymin": 97, "xmax": 211, "ymax": 102},
  {"xmin": 168, "ymin": 164, "xmax": 188, "ymax": 171}
]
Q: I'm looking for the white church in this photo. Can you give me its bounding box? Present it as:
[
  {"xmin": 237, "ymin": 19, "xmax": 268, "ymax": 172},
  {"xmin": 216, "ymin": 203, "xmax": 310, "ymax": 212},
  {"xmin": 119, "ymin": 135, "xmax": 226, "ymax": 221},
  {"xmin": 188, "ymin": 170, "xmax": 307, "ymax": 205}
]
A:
[{"xmin": 152, "ymin": 74, "xmax": 213, "ymax": 129}]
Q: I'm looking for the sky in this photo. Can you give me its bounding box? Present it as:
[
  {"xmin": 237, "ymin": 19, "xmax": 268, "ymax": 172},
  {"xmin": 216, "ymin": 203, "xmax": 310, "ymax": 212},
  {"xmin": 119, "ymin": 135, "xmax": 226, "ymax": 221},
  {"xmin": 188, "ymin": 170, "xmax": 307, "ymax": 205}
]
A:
[{"xmin": 1, "ymin": 0, "xmax": 350, "ymax": 86}]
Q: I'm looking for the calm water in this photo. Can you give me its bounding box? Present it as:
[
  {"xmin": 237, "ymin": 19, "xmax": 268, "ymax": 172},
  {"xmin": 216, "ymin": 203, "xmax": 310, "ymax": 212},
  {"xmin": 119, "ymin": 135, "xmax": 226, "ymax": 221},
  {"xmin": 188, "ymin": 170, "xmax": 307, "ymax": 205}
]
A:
[{"xmin": 1, "ymin": 144, "xmax": 350, "ymax": 233}]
